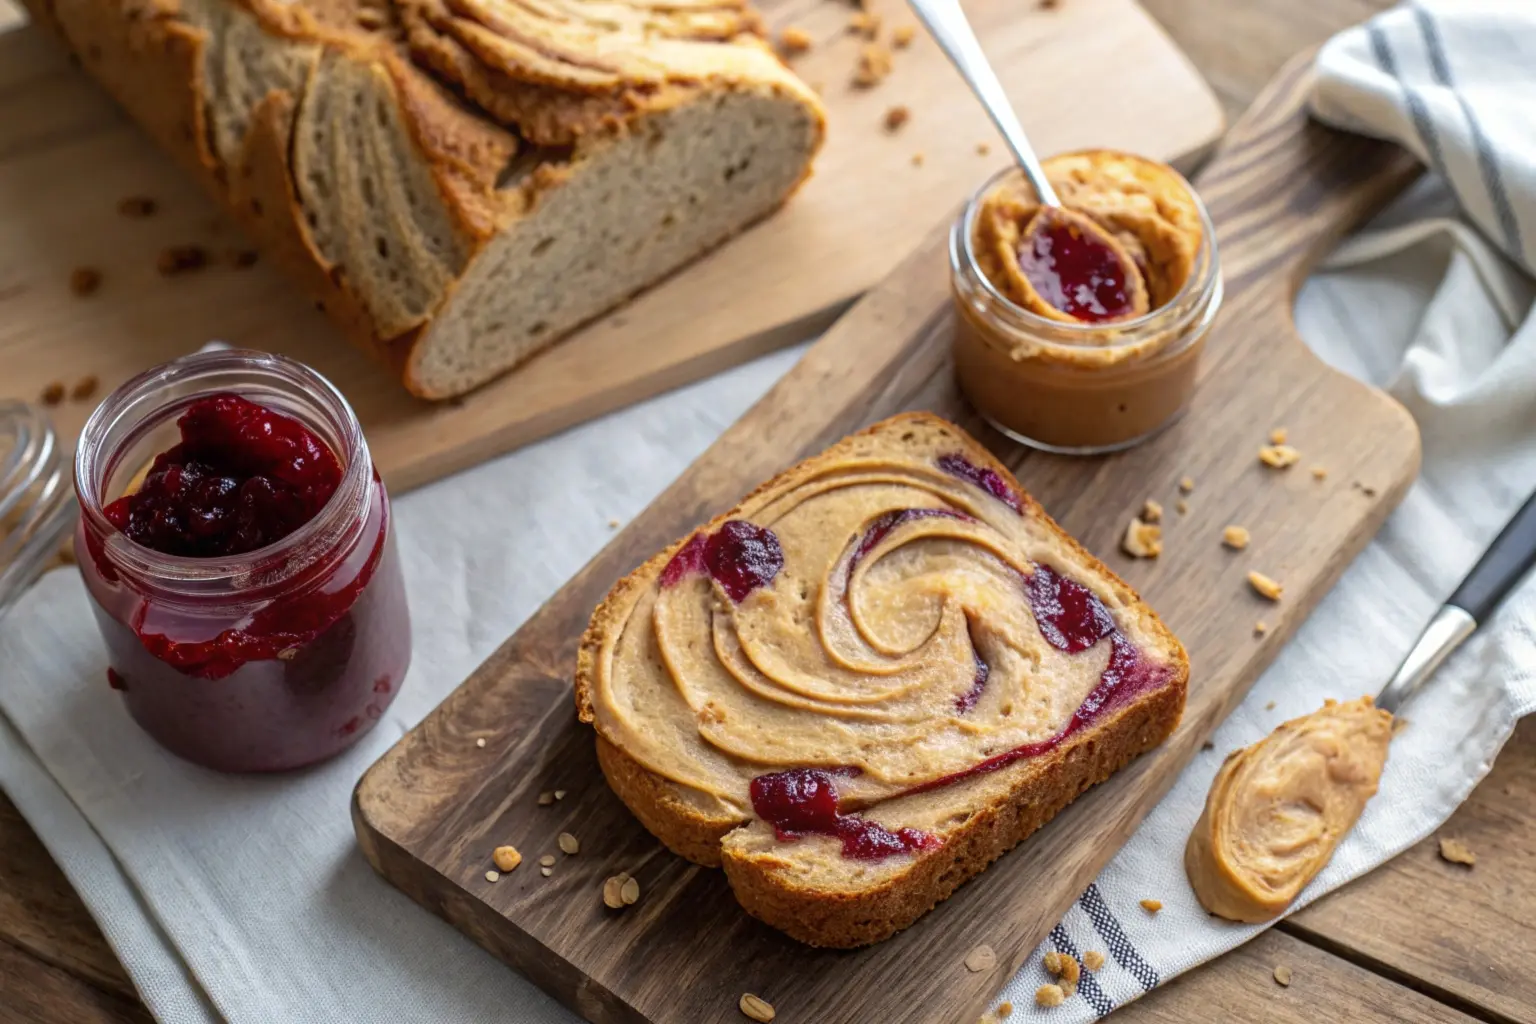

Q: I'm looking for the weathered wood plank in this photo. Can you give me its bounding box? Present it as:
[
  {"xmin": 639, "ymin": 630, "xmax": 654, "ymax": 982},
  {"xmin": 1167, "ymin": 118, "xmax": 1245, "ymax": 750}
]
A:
[{"xmin": 0, "ymin": 936, "xmax": 150, "ymax": 1024}]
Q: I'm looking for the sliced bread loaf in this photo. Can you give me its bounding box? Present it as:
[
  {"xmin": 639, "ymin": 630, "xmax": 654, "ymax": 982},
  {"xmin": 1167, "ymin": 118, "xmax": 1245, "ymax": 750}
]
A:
[
  {"xmin": 25, "ymin": 0, "xmax": 824, "ymax": 398},
  {"xmin": 576, "ymin": 413, "xmax": 1188, "ymax": 947}
]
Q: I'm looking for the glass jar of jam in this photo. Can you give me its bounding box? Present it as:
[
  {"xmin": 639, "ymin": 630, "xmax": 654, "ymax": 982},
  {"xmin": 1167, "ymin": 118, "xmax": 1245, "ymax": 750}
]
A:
[
  {"xmin": 73, "ymin": 349, "xmax": 411, "ymax": 772},
  {"xmin": 950, "ymin": 151, "xmax": 1222, "ymax": 454}
]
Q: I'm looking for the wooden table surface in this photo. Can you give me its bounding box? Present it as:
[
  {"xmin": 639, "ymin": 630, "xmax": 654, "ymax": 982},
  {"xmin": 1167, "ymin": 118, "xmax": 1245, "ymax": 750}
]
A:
[{"xmin": 4, "ymin": 1, "xmax": 1529, "ymax": 1022}]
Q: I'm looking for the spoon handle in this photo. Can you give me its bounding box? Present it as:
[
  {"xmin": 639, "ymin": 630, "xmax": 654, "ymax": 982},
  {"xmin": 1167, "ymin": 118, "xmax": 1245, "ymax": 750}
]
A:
[{"xmin": 905, "ymin": 0, "xmax": 1060, "ymax": 206}]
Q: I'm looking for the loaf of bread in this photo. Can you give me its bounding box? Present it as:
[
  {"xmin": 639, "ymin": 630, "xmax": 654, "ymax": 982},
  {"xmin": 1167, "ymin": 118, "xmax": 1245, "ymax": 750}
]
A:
[
  {"xmin": 25, "ymin": 0, "xmax": 825, "ymax": 397},
  {"xmin": 576, "ymin": 413, "xmax": 1188, "ymax": 947}
]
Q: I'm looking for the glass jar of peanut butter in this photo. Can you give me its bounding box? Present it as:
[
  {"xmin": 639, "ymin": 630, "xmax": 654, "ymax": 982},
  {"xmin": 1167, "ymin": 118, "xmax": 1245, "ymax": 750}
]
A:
[{"xmin": 950, "ymin": 150, "xmax": 1222, "ymax": 454}]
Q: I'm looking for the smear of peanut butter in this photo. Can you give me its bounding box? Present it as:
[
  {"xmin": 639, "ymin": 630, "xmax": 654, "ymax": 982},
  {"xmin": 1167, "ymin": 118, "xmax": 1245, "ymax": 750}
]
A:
[{"xmin": 1185, "ymin": 697, "xmax": 1392, "ymax": 923}]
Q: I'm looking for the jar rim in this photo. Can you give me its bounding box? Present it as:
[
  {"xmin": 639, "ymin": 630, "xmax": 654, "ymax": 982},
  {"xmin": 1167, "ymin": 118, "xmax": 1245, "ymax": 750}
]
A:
[
  {"xmin": 951, "ymin": 159, "xmax": 1221, "ymax": 353},
  {"xmin": 74, "ymin": 348, "xmax": 373, "ymax": 596}
]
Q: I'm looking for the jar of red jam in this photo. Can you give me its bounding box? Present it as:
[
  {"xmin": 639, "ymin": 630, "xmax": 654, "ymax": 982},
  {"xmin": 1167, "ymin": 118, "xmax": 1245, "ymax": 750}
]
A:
[{"xmin": 73, "ymin": 349, "xmax": 410, "ymax": 772}]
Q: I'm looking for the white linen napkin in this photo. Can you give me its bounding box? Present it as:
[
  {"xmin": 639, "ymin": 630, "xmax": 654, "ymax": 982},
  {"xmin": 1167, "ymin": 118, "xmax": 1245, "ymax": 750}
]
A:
[{"xmin": 4, "ymin": 6, "xmax": 1536, "ymax": 1020}]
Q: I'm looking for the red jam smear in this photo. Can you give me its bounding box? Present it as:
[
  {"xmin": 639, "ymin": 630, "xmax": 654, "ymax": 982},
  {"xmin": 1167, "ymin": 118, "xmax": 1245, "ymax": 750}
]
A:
[
  {"xmin": 851, "ymin": 507, "xmax": 972, "ymax": 576},
  {"xmin": 936, "ymin": 453, "xmax": 1022, "ymax": 513},
  {"xmin": 104, "ymin": 394, "xmax": 341, "ymax": 558},
  {"xmin": 1017, "ymin": 214, "xmax": 1137, "ymax": 323},
  {"xmin": 749, "ymin": 768, "xmax": 942, "ymax": 861},
  {"xmin": 659, "ymin": 520, "xmax": 784, "ymax": 602},
  {"xmin": 955, "ymin": 621, "xmax": 990, "ymax": 713}
]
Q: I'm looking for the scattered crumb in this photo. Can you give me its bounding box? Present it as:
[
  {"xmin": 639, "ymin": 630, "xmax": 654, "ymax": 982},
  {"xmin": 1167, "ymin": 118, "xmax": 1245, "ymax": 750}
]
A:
[
  {"xmin": 1269, "ymin": 427, "xmax": 1288, "ymax": 445},
  {"xmin": 884, "ymin": 105, "xmax": 910, "ymax": 132},
  {"xmin": 228, "ymin": 249, "xmax": 259, "ymax": 269},
  {"xmin": 1273, "ymin": 964, "xmax": 1292, "ymax": 987},
  {"xmin": 1259, "ymin": 444, "xmax": 1301, "ymax": 469},
  {"xmin": 1265, "ymin": 701, "xmax": 1276, "ymax": 711},
  {"xmin": 475, "ymin": 737, "xmax": 487, "ymax": 748},
  {"xmin": 40, "ymin": 382, "xmax": 66, "ymax": 406},
  {"xmin": 853, "ymin": 41, "xmax": 893, "ymax": 87},
  {"xmin": 1391, "ymin": 715, "xmax": 1409, "ymax": 735},
  {"xmin": 602, "ymin": 873, "xmax": 631, "ymax": 909},
  {"xmin": 779, "ymin": 24, "xmax": 812, "ymax": 54},
  {"xmin": 537, "ymin": 790, "xmax": 555, "ymax": 805},
  {"xmin": 1311, "ymin": 466, "xmax": 1328, "ymax": 481},
  {"xmin": 740, "ymin": 993, "xmax": 776, "ymax": 1022},
  {"xmin": 70, "ymin": 375, "xmax": 99, "ymax": 401},
  {"xmin": 1254, "ymin": 620, "xmax": 1268, "ymax": 636},
  {"xmin": 965, "ymin": 944, "xmax": 997, "ymax": 972},
  {"xmin": 1141, "ymin": 499, "xmax": 1163, "ymax": 523},
  {"xmin": 1043, "ymin": 951, "xmax": 1065, "ymax": 975},
  {"xmin": 1179, "ymin": 476, "xmax": 1195, "ymax": 494},
  {"xmin": 1122, "ymin": 517, "xmax": 1162, "ymax": 558},
  {"xmin": 1058, "ymin": 955, "xmax": 1080, "ymax": 987},
  {"xmin": 492, "ymin": 845, "xmax": 522, "ymax": 872},
  {"xmin": 484, "ymin": 869, "xmax": 500, "ymax": 883},
  {"xmin": 1200, "ymin": 740, "xmax": 1216, "ymax": 751},
  {"xmin": 997, "ymin": 1002, "xmax": 1013, "ymax": 1019},
  {"xmin": 1176, "ymin": 499, "xmax": 1189, "ymax": 515},
  {"xmin": 1140, "ymin": 898, "xmax": 1163, "ymax": 913},
  {"xmin": 847, "ymin": 10, "xmax": 880, "ymax": 37},
  {"xmin": 911, "ymin": 151, "xmax": 925, "ymax": 167},
  {"xmin": 539, "ymin": 854, "xmax": 556, "ymax": 867},
  {"xmin": 355, "ymin": 6, "xmax": 385, "ymax": 28},
  {"xmin": 1035, "ymin": 984, "xmax": 1064, "ymax": 1008},
  {"xmin": 1083, "ymin": 950, "xmax": 1105, "ymax": 972},
  {"xmin": 1438, "ymin": 836, "xmax": 1476, "ymax": 867},
  {"xmin": 621, "ymin": 875, "xmax": 640, "ymax": 905},
  {"xmin": 976, "ymin": 142, "xmax": 991, "ymax": 156},
  {"xmin": 1247, "ymin": 571, "xmax": 1283, "ymax": 601},
  {"xmin": 117, "ymin": 195, "xmax": 157, "ymax": 218},
  {"xmin": 554, "ymin": 789, "xmax": 568, "ymax": 800},
  {"xmin": 157, "ymin": 244, "xmax": 209, "ymax": 275},
  {"xmin": 607, "ymin": 518, "xmax": 620, "ymax": 529},
  {"xmin": 540, "ymin": 865, "xmax": 553, "ymax": 877},
  {"xmin": 1222, "ymin": 525, "xmax": 1250, "ymax": 550},
  {"xmin": 557, "ymin": 832, "xmax": 580, "ymax": 855},
  {"xmin": 70, "ymin": 267, "xmax": 102, "ymax": 297}
]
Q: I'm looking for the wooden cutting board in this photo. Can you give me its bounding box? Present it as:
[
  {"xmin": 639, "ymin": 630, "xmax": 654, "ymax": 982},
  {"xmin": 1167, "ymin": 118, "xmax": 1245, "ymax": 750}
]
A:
[
  {"xmin": 0, "ymin": 0, "xmax": 1220, "ymax": 492},
  {"xmin": 353, "ymin": 54, "xmax": 1422, "ymax": 1024}
]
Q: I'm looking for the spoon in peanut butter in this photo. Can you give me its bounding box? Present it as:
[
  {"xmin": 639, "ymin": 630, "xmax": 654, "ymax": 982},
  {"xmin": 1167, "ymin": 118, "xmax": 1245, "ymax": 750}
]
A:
[{"xmin": 906, "ymin": 0, "xmax": 1150, "ymax": 322}]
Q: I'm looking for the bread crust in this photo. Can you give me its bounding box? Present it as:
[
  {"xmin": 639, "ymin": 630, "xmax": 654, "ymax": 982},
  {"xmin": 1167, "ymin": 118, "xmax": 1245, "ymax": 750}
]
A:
[{"xmin": 575, "ymin": 412, "xmax": 1190, "ymax": 947}]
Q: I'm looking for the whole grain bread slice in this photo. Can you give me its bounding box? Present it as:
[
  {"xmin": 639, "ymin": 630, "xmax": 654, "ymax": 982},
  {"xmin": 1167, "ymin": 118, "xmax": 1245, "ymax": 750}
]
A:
[{"xmin": 576, "ymin": 413, "xmax": 1189, "ymax": 947}]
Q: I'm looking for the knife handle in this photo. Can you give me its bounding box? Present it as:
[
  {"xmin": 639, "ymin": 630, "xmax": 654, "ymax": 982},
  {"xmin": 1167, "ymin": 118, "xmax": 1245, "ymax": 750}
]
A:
[{"xmin": 1448, "ymin": 489, "xmax": 1536, "ymax": 624}]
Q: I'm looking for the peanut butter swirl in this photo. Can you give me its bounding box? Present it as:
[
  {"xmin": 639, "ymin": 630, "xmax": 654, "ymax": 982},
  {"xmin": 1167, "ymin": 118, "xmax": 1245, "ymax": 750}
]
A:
[
  {"xmin": 587, "ymin": 441, "xmax": 1178, "ymax": 820},
  {"xmin": 1185, "ymin": 697, "xmax": 1393, "ymax": 923}
]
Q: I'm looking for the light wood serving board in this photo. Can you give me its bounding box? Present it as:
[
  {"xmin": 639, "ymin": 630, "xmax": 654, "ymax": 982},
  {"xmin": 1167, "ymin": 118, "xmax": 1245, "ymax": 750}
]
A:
[
  {"xmin": 354, "ymin": 54, "xmax": 1422, "ymax": 1024},
  {"xmin": 0, "ymin": 0, "xmax": 1220, "ymax": 492}
]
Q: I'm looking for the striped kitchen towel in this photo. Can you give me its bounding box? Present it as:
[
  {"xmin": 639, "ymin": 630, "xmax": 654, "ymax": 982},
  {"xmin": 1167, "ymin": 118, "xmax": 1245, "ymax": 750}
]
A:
[{"xmin": 1310, "ymin": 0, "xmax": 1536, "ymax": 273}]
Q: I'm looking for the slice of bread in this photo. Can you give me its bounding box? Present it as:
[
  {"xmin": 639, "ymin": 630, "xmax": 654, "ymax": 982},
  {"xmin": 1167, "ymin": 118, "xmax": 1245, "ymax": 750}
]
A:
[
  {"xmin": 25, "ymin": 0, "xmax": 825, "ymax": 399},
  {"xmin": 577, "ymin": 413, "xmax": 1188, "ymax": 947}
]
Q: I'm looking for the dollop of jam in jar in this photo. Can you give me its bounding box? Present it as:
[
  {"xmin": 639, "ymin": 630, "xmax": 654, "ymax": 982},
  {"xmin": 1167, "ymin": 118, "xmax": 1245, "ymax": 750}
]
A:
[{"xmin": 76, "ymin": 356, "xmax": 411, "ymax": 773}]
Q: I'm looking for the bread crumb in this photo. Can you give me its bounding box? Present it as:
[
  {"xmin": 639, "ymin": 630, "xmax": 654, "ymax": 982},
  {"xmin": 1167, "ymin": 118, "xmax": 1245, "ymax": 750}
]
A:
[
  {"xmin": 1269, "ymin": 427, "xmax": 1288, "ymax": 445},
  {"xmin": 892, "ymin": 23, "xmax": 916, "ymax": 47},
  {"xmin": 1176, "ymin": 499, "xmax": 1189, "ymax": 515},
  {"xmin": 537, "ymin": 790, "xmax": 554, "ymax": 805},
  {"xmin": 1122, "ymin": 517, "xmax": 1162, "ymax": 558},
  {"xmin": 779, "ymin": 25, "xmax": 813, "ymax": 53},
  {"xmin": 1254, "ymin": 620, "xmax": 1268, "ymax": 636},
  {"xmin": 540, "ymin": 865, "xmax": 553, "ymax": 877},
  {"xmin": 475, "ymin": 737, "xmax": 486, "ymax": 748},
  {"xmin": 607, "ymin": 518, "xmax": 620, "ymax": 529},
  {"xmin": 965, "ymin": 944, "xmax": 997, "ymax": 972},
  {"xmin": 1221, "ymin": 525, "xmax": 1249, "ymax": 550},
  {"xmin": 1042, "ymin": 951, "xmax": 1065, "ymax": 975},
  {"xmin": 602, "ymin": 874, "xmax": 626, "ymax": 909},
  {"xmin": 1058, "ymin": 955, "xmax": 1080, "ymax": 987},
  {"xmin": 739, "ymin": 993, "xmax": 776, "ymax": 1022},
  {"xmin": 997, "ymin": 1002, "xmax": 1013, "ymax": 1019},
  {"xmin": 1265, "ymin": 701, "xmax": 1276, "ymax": 711},
  {"xmin": 911, "ymin": 151, "xmax": 925, "ymax": 167},
  {"xmin": 1247, "ymin": 571, "xmax": 1283, "ymax": 601},
  {"xmin": 557, "ymin": 832, "xmax": 580, "ymax": 855},
  {"xmin": 847, "ymin": 11, "xmax": 881, "ymax": 37},
  {"xmin": 1035, "ymin": 984, "xmax": 1064, "ymax": 1008},
  {"xmin": 539, "ymin": 854, "xmax": 556, "ymax": 867},
  {"xmin": 1141, "ymin": 499, "xmax": 1163, "ymax": 523},
  {"xmin": 1311, "ymin": 466, "xmax": 1328, "ymax": 480},
  {"xmin": 1438, "ymin": 836, "xmax": 1476, "ymax": 867},
  {"xmin": 117, "ymin": 196, "xmax": 157, "ymax": 218},
  {"xmin": 71, "ymin": 375, "xmax": 99, "ymax": 401},
  {"xmin": 976, "ymin": 142, "xmax": 991, "ymax": 156},
  {"xmin": 1273, "ymin": 964, "xmax": 1292, "ymax": 987},
  {"xmin": 157, "ymin": 245, "xmax": 208, "ymax": 275},
  {"xmin": 484, "ymin": 869, "xmax": 500, "ymax": 883},
  {"xmin": 70, "ymin": 267, "xmax": 102, "ymax": 297},
  {"xmin": 884, "ymin": 105, "xmax": 910, "ymax": 132},
  {"xmin": 1140, "ymin": 898, "xmax": 1162, "ymax": 913},
  {"xmin": 853, "ymin": 42, "xmax": 893, "ymax": 87},
  {"xmin": 40, "ymin": 382, "xmax": 65, "ymax": 406},
  {"xmin": 1259, "ymin": 444, "xmax": 1301, "ymax": 469},
  {"xmin": 492, "ymin": 845, "xmax": 522, "ymax": 872},
  {"xmin": 554, "ymin": 789, "xmax": 567, "ymax": 800},
  {"xmin": 1083, "ymin": 950, "xmax": 1105, "ymax": 972}
]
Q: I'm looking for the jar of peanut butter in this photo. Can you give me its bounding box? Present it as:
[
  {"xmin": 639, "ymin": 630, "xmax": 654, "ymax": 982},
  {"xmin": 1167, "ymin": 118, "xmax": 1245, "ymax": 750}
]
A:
[{"xmin": 950, "ymin": 151, "xmax": 1222, "ymax": 454}]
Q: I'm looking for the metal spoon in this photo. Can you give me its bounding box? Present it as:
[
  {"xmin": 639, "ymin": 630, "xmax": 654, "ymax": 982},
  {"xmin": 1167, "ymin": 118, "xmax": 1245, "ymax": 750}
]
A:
[{"xmin": 905, "ymin": 0, "xmax": 1061, "ymax": 207}]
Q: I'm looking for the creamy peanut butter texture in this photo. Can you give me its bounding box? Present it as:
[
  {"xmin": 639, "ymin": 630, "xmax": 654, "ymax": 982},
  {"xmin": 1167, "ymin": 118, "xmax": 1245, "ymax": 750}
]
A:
[
  {"xmin": 1185, "ymin": 697, "xmax": 1393, "ymax": 923},
  {"xmin": 587, "ymin": 435, "xmax": 1177, "ymax": 831}
]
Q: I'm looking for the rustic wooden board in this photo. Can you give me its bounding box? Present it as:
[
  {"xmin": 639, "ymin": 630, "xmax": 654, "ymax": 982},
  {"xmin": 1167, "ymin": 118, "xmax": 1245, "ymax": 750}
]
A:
[
  {"xmin": 351, "ymin": 54, "xmax": 1422, "ymax": 1024},
  {"xmin": 0, "ymin": 0, "xmax": 1221, "ymax": 492}
]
